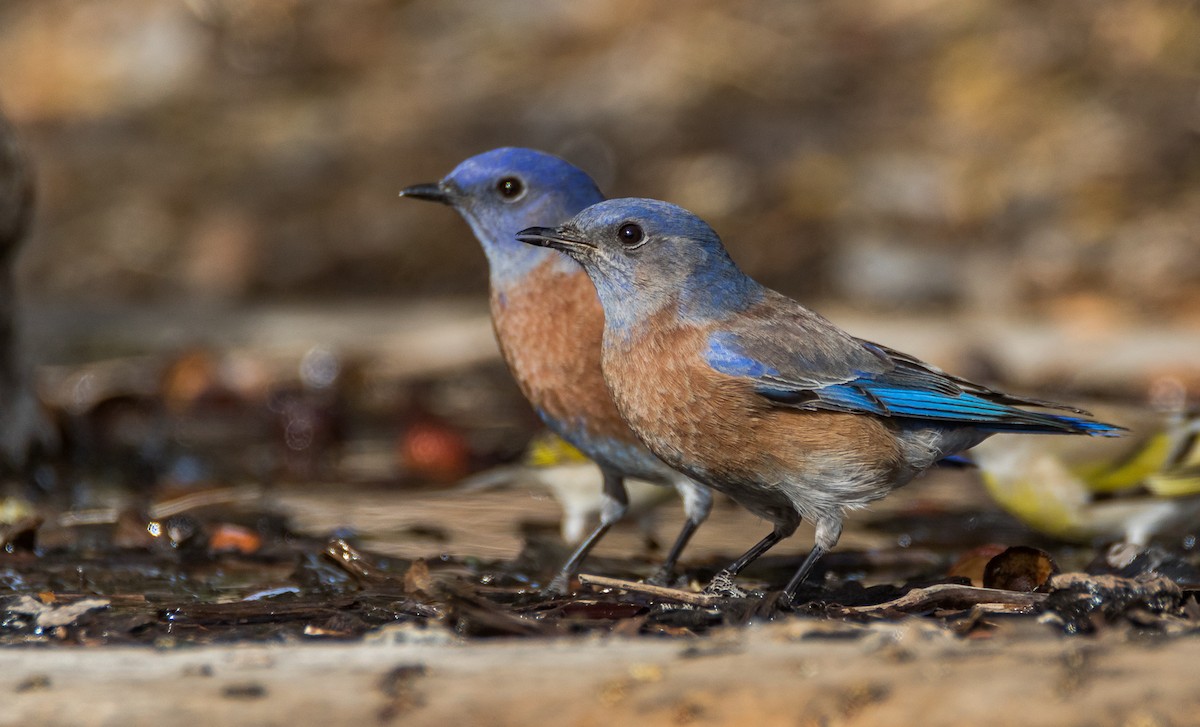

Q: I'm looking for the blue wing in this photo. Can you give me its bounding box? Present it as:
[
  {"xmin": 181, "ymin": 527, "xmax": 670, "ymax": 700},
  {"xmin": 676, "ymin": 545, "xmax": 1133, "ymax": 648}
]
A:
[{"xmin": 703, "ymin": 298, "xmax": 1121, "ymax": 437}]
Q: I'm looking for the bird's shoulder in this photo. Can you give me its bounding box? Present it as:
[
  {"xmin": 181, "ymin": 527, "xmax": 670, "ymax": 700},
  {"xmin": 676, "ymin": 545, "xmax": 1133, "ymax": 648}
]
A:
[{"xmin": 701, "ymin": 290, "xmax": 892, "ymax": 388}]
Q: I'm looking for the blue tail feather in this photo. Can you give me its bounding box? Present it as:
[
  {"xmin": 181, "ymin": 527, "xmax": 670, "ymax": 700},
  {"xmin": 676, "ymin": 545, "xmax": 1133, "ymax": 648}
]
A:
[
  {"xmin": 975, "ymin": 414, "xmax": 1124, "ymax": 437},
  {"xmin": 809, "ymin": 383, "xmax": 1124, "ymax": 437}
]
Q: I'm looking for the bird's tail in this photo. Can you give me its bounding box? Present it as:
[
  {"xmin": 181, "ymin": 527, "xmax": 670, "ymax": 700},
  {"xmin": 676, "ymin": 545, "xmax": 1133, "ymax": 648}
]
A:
[{"xmin": 981, "ymin": 412, "xmax": 1125, "ymax": 438}]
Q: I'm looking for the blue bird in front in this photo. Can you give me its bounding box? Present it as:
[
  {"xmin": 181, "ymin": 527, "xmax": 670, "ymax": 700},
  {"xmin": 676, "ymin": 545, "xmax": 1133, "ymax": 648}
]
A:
[
  {"xmin": 517, "ymin": 197, "xmax": 1122, "ymax": 603},
  {"xmin": 400, "ymin": 150, "xmax": 713, "ymax": 592}
]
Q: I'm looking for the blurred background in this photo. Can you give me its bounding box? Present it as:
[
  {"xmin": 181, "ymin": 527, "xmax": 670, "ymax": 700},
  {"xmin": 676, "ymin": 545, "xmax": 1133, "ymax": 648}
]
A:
[
  {"xmin": 2, "ymin": 0, "xmax": 1198, "ymax": 314},
  {"xmin": 0, "ymin": 0, "xmax": 1198, "ymax": 570}
]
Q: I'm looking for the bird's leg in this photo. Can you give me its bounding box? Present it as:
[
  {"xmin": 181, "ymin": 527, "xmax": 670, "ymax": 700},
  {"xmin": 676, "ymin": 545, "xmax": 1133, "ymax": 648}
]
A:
[
  {"xmin": 782, "ymin": 544, "xmax": 828, "ymax": 604},
  {"xmin": 646, "ymin": 481, "xmax": 713, "ymax": 586},
  {"xmin": 546, "ymin": 469, "xmax": 628, "ymax": 595},
  {"xmin": 646, "ymin": 519, "xmax": 698, "ymax": 587},
  {"xmin": 702, "ymin": 529, "xmax": 785, "ymax": 598}
]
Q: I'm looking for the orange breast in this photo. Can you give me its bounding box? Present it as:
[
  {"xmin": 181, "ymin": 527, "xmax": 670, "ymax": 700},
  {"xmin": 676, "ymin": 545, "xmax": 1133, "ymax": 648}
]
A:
[
  {"xmin": 490, "ymin": 258, "xmax": 640, "ymax": 446},
  {"xmin": 604, "ymin": 307, "xmax": 906, "ymax": 496}
]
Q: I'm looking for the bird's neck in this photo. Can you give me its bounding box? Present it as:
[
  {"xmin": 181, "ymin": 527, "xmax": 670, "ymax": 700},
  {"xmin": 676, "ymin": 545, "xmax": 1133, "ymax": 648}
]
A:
[
  {"xmin": 589, "ymin": 269, "xmax": 650, "ymax": 343},
  {"xmin": 598, "ymin": 298, "xmax": 652, "ymax": 344},
  {"xmin": 471, "ymin": 223, "xmax": 577, "ymax": 289},
  {"xmin": 595, "ymin": 267, "xmax": 763, "ymax": 344},
  {"xmin": 677, "ymin": 267, "xmax": 763, "ymax": 323}
]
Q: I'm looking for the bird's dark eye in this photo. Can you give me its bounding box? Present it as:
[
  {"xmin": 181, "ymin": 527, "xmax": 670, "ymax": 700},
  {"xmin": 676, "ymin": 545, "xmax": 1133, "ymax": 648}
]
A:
[
  {"xmin": 618, "ymin": 223, "xmax": 644, "ymax": 246},
  {"xmin": 496, "ymin": 176, "xmax": 525, "ymax": 201}
]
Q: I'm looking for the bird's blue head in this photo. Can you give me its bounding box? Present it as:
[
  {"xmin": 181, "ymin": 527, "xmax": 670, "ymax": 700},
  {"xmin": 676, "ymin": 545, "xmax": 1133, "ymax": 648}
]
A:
[
  {"xmin": 516, "ymin": 198, "xmax": 762, "ymax": 333},
  {"xmin": 400, "ymin": 147, "xmax": 604, "ymax": 285}
]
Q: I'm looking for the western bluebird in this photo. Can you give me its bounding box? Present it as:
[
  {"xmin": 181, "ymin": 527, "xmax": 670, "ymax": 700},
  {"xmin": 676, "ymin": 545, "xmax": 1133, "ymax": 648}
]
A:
[
  {"xmin": 400, "ymin": 150, "xmax": 712, "ymax": 592},
  {"xmin": 517, "ymin": 197, "xmax": 1122, "ymax": 602}
]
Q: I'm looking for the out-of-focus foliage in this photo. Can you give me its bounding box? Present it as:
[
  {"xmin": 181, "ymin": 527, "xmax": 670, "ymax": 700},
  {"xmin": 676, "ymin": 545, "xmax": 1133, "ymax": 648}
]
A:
[{"xmin": 0, "ymin": 0, "xmax": 1197, "ymax": 315}]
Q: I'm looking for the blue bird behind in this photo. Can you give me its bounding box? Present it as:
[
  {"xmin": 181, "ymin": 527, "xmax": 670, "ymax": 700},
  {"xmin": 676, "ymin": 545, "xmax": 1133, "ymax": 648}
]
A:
[
  {"xmin": 400, "ymin": 151, "xmax": 713, "ymax": 592},
  {"xmin": 517, "ymin": 197, "xmax": 1122, "ymax": 603}
]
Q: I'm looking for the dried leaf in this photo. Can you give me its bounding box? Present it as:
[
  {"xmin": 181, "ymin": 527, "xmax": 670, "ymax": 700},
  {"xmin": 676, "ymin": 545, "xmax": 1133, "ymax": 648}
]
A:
[
  {"xmin": 208, "ymin": 523, "xmax": 262, "ymax": 555},
  {"xmin": 947, "ymin": 544, "xmax": 1009, "ymax": 587},
  {"xmin": 983, "ymin": 546, "xmax": 1059, "ymax": 592},
  {"xmin": 399, "ymin": 420, "xmax": 470, "ymax": 484},
  {"xmin": 6, "ymin": 596, "xmax": 110, "ymax": 627},
  {"xmin": 404, "ymin": 559, "xmax": 433, "ymax": 595}
]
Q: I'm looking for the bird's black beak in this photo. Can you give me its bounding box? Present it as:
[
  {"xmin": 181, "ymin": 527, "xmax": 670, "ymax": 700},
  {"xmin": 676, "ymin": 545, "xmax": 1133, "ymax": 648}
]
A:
[
  {"xmin": 515, "ymin": 226, "xmax": 594, "ymax": 254},
  {"xmin": 399, "ymin": 182, "xmax": 453, "ymax": 205}
]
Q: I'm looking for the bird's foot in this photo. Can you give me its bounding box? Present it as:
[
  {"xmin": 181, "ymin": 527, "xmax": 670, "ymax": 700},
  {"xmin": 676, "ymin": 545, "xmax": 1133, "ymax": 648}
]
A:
[
  {"xmin": 545, "ymin": 572, "xmax": 575, "ymax": 597},
  {"xmin": 742, "ymin": 590, "xmax": 796, "ymax": 620},
  {"xmin": 643, "ymin": 566, "xmax": 677, "ymax": 588},
  {"xmin": 701, "ymin": 570, "xmax": 748, "ymax": 599}
]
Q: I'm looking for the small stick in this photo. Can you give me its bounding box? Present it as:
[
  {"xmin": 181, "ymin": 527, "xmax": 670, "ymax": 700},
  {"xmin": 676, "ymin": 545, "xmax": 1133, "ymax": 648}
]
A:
[
  {"xmin": 840, "ymin": 583, "xmax": 1047, "ymax": 615},
  {"xmin": 323, "ymin": 537, "xmax": 395, "ymax": 583},
  {"xmin": 150, "ymin": 485, "xmax": 264, "ymax": 519},
  {"xmin": 578, "ymin": 573, "xmax": 724, "ymax": 607},
  {"xmin": 57, "ymin": 485, "xmax": 265, "ymax": 528}
]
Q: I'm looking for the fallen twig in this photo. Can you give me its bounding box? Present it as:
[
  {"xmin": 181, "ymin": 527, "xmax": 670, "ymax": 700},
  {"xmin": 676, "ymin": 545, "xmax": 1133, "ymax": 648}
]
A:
[
  {"xmin": 150, "ymin": 485, "xmax": 264, "ymax": 519},
  {"xmin": 577, "ymin": 574, "xmax": 724, "ymax": 607},
  {"xmin": 840, "ymin": 583, "xmax": 1047, "ymax": 615},
  {"xmin": 57, "ymin": 485, "xmax": 265, "ymax": 528},
  {"xmin": 324, "ymin": 538, "xmax": 396, "ymax": 583}
]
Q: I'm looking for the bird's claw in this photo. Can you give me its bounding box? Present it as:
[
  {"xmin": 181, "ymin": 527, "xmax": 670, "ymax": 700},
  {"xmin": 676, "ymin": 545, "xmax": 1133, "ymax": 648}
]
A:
[
  {"xmin": 701, "ymin": 570, "xmax": 747, "ymax": 599},
  {"xmin": 643, "ymin": 566, "xmax": 676, "ymax": 588},
  {"xmin": 545, "ymin": 573, "xmax": 574, "ymax": 597}
]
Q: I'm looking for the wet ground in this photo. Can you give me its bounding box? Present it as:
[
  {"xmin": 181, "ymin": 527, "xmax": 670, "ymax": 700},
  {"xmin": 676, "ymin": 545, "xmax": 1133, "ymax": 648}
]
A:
[
  {"xmin": 5, "ymin": 467, "xmax": 1199, "ymax": 648},
  {"xmin": 3, "ymin": 303, "xmax": 1200, "ymax": 725}
]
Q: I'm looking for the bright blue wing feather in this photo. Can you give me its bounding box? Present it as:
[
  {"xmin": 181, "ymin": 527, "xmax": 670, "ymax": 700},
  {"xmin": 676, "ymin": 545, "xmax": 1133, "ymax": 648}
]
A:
[
  {"xmin": 704, "ymin": 327, "xmax": 1122, "ymax": 436},
  {"xmin": 705, "ymin": 333, "xmax": 781, "ymax": 379}
]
